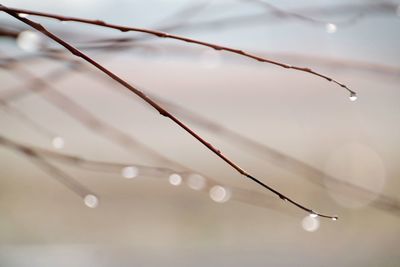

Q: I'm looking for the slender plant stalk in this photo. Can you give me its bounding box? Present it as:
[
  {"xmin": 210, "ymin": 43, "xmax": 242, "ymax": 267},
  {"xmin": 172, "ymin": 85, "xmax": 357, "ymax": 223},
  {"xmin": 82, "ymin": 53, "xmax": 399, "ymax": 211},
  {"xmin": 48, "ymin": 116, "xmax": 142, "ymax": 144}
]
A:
[
  {"xmin": 0, "ymin": 5, "xmax": 355, "ymax": 96},
  {"xmin": 202, "ymin": 2, "xmax": 393, "ymax": 30},
  {"xmin": 0, "ymin": 135, "xmax": 93, "ymax": 199},
  {"xmin": 1, "ymin": 5, "xmax": 338, "ymax": 219},
  {"xmin": 0, "ymin": 134, "xmax": 293, "ymax": 215},
  {"xmin": 246, "ymin": 0, "xmax": 363, "ymax": 26}
]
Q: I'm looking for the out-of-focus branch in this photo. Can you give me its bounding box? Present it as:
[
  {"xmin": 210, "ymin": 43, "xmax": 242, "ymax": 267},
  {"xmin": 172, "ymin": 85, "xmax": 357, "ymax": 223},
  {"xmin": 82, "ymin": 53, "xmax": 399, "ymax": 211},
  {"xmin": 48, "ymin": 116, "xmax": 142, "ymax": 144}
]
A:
[
  {"xmin": 244, "ymin": 0, "xmax": 393, "ymax": 27},
  {"xmin": 0, "ymin": 26, "xmax": 19, "ymax": 38},
  {"xmin": 0, "ymin": 135, "xmax": 94, "ymax": 200},
  {"xmin": 64, "ymin": 41, "xmax": 400, "ymax": 79},
  {"xmin": 0, "ymin": 134, "xmax": 290, "ymax": 215},
  {"xmin": 79, "ymin": 1, "xmax": 398, "ymax": 45},
  {"xmin": 202, "ymin": 1, "xmax": 398, "ymax": 29}
]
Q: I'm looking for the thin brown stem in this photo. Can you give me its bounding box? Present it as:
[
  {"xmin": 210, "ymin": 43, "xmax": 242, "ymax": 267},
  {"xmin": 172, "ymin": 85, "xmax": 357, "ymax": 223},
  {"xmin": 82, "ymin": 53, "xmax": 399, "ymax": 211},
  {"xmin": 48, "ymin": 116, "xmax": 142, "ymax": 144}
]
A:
[
  {"xmin": 0, "ymin": 5, "xmax": 355, "ymax": 96},
  {"xmin": 1, "ymin": 6, "xmax": 338, "ymax": 219}
]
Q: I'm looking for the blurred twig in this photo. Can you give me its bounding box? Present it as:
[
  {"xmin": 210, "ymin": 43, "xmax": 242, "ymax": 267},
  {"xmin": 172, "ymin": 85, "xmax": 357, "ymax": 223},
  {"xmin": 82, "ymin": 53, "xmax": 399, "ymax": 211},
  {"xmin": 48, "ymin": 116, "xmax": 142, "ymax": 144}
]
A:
[
  {"xmin": 0, "ymin": 135, "xmax": 94, "ymax": 199},
  {"xmin": 0, "ymin": 134, "xmax": 291, "ymax": 215}
]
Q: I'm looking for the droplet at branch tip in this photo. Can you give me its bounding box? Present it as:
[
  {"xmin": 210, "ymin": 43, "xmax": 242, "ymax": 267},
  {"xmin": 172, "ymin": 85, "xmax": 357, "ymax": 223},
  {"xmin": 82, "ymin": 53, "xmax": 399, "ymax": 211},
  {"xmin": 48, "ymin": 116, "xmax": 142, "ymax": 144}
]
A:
[
  {"xmin": 349, "ymin": 92, "xmax": 357, "ymax": 102},
  {"xmin": 84, "ymin": 194, "xmax": 99, "ymax": 208}
]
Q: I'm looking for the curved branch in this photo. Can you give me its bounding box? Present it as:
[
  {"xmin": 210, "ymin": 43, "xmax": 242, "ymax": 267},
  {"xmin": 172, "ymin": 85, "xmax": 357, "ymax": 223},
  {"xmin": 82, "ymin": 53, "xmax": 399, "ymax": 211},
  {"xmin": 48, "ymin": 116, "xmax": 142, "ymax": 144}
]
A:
[
  {"xmin": 1, "ymin": 6, "xmax": 338, "ymax": 219},
  {"xmin": 0, "ymin": 5, "xmax": 355, "ymax": 96}
]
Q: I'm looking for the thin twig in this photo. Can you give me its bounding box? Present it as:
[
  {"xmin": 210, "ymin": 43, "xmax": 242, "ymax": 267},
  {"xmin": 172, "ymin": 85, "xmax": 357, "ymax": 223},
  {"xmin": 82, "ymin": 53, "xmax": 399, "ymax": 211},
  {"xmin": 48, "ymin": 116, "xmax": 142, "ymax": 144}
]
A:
[
  {"xmin": 0, "ymin": 135, "xmax": 94, "ymax": 199},
  {"xmin": 0, "ymin": 26, "xmax": 19, "ymax": 38},
  {"xmin": 245, "ymin": 0, "xmax": 365, "ymax": 27},
  {"xmin": 53, "ymin": 39, "xmax": 400, "ymax": 79},
  {"xmin": 0, "ymin": 5, "xmax": 355, "ymax": 96},
  {"xmin": 222, "ymin": 1, "xmax": 397, "ymax": 29},
  {"xmin": 1, "ymin": 6, "xmax": 338, "ymax": 219},
  {"xmin": 0, "ymin": 134, "xmax": 292, "ymax": 215}
]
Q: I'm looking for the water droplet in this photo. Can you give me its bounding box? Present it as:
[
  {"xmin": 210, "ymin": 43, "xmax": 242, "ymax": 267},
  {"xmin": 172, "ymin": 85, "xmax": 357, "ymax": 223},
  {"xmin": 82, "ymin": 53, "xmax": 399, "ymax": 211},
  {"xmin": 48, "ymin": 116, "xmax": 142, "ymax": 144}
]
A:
[
  {"xmin": 349, "ymin": 93, "xmax": 357, "ymax": 102},
  {"xmin": 121, "ymin": 166, "xmax": 138, "ymax": 179},
  {"xmin": 187, "ymin": 174, "xmax": 206, "ymax": 191},
  {"xmin": 168, "ymin": 173, "xmax": 182, "ymax": 186},
  {"xmin": 209, "ymin": 185, "xmax": 231, "ymax": 203},
  {"xmin": 325, "ymin": 23, "xmax": 337, "ymax": 34},
  {"xmin": 52, "ymin": 136, "xmax": 64, "ymax": 149},
  {"xmin": 302, "ymin": 215, "xmax": 320, "ymax": 232},
  {"xmin": 16, "ymin": 31, "xmax": 42, "ymax": 52},
  {"xmin": 84, "ymin": 194, "xmax": 98, "ymax": 208}
]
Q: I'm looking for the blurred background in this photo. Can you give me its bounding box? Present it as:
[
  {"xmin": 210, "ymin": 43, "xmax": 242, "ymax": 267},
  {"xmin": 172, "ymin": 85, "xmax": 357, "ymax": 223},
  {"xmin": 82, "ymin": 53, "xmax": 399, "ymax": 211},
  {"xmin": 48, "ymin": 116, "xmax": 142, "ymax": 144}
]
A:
[{"xmin": 0, "ymin": 0, "xmax": 399, "ymax": 266}]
